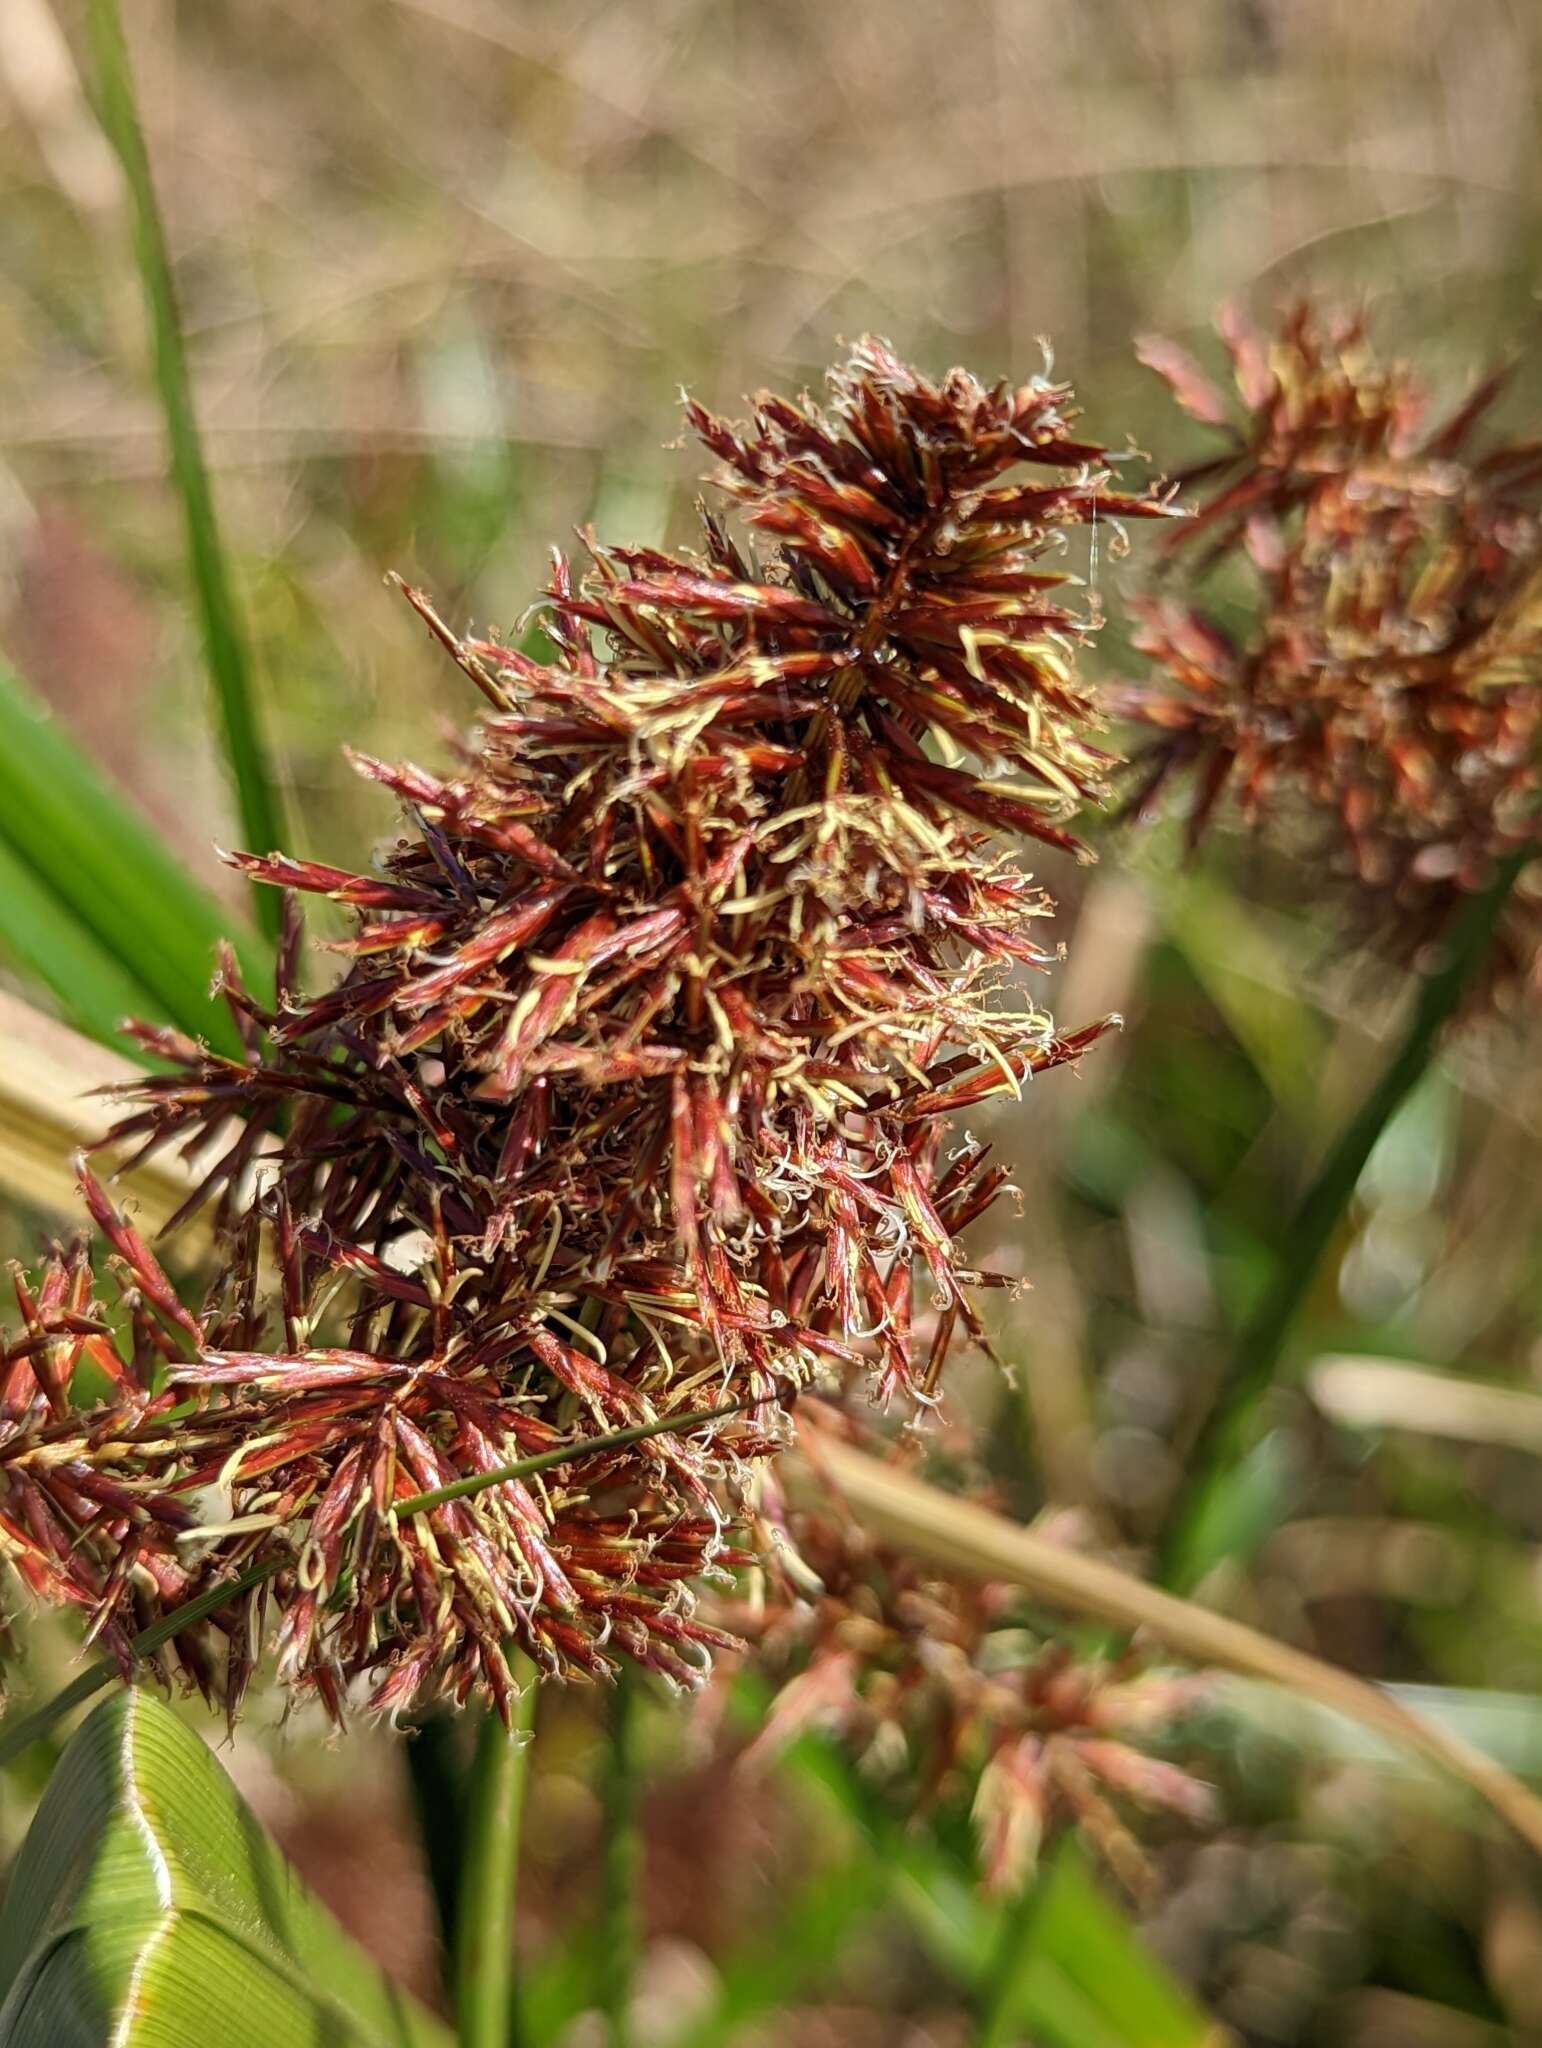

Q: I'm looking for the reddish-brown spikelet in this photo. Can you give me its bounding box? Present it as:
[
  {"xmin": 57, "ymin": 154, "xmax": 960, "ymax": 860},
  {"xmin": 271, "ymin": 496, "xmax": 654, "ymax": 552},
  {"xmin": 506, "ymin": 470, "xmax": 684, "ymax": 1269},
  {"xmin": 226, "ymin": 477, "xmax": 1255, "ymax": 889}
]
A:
[
  {"xmin": 0, "ymin": 340, "xmax": 1167, "ymax": 1723},
  {"xmin": 731, "ymin": 1416, "xmax": 1213, "ymax": 1897},
  {"xmin": 1121, "ymin": 304, "xmax": 1542, "ymax": 997}
]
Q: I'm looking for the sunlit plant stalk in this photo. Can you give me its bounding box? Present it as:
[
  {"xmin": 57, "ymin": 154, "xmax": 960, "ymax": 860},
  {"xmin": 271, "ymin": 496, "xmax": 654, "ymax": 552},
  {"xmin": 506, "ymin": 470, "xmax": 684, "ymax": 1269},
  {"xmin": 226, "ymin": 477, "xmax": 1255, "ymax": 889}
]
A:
[
  {"xmin": 598, "ymin": 1669, "xmax": 642, "ymax": 2048},
  {"xmin": 455, "ymin": 1664, "xmax": 539, "ymax": 2048}
]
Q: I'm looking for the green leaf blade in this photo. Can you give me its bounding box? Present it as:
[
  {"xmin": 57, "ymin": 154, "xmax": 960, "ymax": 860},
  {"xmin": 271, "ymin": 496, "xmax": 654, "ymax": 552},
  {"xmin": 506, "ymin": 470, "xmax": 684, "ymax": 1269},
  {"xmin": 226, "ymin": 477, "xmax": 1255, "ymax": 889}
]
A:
[
  {"xmin": 0, "ymin": 656, "xmax": 267, "ymax": 1056},
  {"xmin": 0, "ymin": 1689, "xmax": 453, "ymax": 2048},
  {"xmin": 1023, "ymin": 1845, "xmax": 1217, "ymax": 2048},
  {"xmin": 0, "ymin": 835, "xmax": 161, "ymax": 1055}
]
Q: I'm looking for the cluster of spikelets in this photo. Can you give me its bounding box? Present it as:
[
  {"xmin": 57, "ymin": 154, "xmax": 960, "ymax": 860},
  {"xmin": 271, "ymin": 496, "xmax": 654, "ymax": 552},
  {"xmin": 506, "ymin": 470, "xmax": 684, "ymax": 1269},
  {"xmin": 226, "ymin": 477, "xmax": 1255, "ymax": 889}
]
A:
[
  {"xmin": 734, "ymin": 1426, "xmax": 1213, "ymax": 1897},
  {"xmin": 1121, "ymin": 304, "xmax": 1542, "ymax": 996},
  {"xmin": 0, "ymin": 339, "xmax": 1173, "ymax": 1727}
]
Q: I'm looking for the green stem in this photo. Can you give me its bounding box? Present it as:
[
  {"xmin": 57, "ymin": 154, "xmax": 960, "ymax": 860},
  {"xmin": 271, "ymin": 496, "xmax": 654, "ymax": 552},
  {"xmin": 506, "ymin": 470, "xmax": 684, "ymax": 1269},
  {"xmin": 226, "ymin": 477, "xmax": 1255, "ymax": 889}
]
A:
[
  {"xmin": 390, "ymin": 1388, "xmax": 772, "ymax": 1519},
  {"xmin": 83, "ymin": 0, "xmax": 285, "ymax": 938},
  {"xmin": 598, "ymin": 1670, "xmax": 643, "ymax": 2048},
  {"xmin": 403, "ymin": 1714, "xmax": 468, "ymax": 1970},
  {"xmin": 1157, "ymin": 845, "xmax": 1531, "ymax": 1590},
  {"xmin": 455, "ymin": 1659, "xmax": 539, "ymax": 2048},
  {"xmin": 974, "ymin": 1869, "xmax": 1045, "ymax": 2048},
  {"xmin": 0, "ymin": 1394, "xmax": 765, "ymax": 1766}
]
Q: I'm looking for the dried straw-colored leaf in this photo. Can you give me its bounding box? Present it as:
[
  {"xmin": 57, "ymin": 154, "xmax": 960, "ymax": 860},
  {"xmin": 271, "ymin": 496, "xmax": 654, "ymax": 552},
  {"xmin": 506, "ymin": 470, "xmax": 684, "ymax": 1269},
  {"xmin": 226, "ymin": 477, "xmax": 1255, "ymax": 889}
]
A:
[{"xmin": 801, "ymin": 1434, "xmax": 1542, "ymax": 1859}]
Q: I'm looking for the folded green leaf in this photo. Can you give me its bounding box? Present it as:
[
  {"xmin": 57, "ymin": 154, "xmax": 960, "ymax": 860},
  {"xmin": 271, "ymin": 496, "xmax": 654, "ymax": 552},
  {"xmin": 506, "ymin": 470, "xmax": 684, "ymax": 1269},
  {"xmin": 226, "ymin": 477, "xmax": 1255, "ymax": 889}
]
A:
[
  {"xmin": 0, "ymin": 656, "xmax": 266, "ymax": 1057},
  {"xmin": 0, "ymin": 1688, "xmax": 453, "ymax": 2047}
]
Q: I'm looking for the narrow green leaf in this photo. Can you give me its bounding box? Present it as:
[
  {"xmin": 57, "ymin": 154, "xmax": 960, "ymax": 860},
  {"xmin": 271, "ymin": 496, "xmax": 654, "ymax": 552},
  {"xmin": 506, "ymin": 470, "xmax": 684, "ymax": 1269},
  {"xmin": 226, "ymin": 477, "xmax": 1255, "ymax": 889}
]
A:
[
  {"xmin": 0, "ymin": 1563, "xmax": 280, "ymax": 1770},
  {"xmin": 82, "ymin": 0, "xmax": 286, "ymax": 942},
  {"xmin": 0, "ymin": 656, "xmax": 265, "ymax": 1056},
  {"xmin": 1021, "ymin": 1844, "xmax": 1215, "ymax": 2047},
  {"xmin": 976, "ymin": 1873, "xmax": 1048, "ymax": 2048},
  {"xmin": 1159, "ymin": 842, "xmax": 1533, "ymax": 1590},
  {"xmin": 0, "ymin": 1687, "xmax": 454, "ymax": 2046},
  {"xmin": 1159, "ymin": 1430, "xmax": 1303, "ymax": 1598},
  {"xmin": 0, "ymin": 834, "xmax": 160, "ymax": 1056},
  {"xmin": 1012, "ymin": 1964, "xmax": 1131, "ymax": 2048}
]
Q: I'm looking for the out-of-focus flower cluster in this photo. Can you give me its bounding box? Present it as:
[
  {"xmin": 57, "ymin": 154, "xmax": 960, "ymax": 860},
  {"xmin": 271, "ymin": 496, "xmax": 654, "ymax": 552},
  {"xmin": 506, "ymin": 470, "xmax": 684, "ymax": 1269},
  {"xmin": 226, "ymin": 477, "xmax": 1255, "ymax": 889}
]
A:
[
  {"xmin": 731, "ymin": 1423, "xmax": 1213, "ymax": 1896},
  {"xmin": 1122, "ymin": 305, "xmax": 1542, "ymax": 997},
  {"xmin": 1, "ymin": 340, "xmax": 1169, "ymax": 1725}
]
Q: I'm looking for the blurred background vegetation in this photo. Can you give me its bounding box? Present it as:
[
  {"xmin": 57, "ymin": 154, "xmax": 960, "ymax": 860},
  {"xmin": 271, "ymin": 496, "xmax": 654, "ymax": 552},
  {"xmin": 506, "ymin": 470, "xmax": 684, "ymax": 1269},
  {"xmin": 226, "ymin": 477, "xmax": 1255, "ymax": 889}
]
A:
[{"xmin": 3, "ymin": 3, "xmax": 1542, "ymax": 2042}]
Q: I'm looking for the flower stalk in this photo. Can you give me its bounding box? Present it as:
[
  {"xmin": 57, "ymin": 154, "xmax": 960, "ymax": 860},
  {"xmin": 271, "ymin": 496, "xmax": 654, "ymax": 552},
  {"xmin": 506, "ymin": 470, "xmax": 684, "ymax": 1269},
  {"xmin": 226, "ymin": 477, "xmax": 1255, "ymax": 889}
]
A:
[
  {"xmin": 599, "ymin": 1669, "xmax": 643, "ymax": 2048},
  {"xmin": 455, "ymin": 1658, "xmax": 539, "ymax": 2048}
]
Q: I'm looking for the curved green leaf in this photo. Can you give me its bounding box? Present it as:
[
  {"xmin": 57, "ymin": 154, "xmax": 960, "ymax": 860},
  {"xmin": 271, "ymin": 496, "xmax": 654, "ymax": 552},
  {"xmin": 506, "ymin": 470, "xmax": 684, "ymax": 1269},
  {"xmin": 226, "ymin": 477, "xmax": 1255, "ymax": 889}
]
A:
[
  {"xmin": 0, "ymin": 656, "xmax": 268, "ymax": 1057},
  {"xmin": 0, "ymin": 1689, "xmax": 453, "ymax": 2048},
  {"xmin": 0, "ymin": 838, "xmax": 160, "ymax": 1056}
]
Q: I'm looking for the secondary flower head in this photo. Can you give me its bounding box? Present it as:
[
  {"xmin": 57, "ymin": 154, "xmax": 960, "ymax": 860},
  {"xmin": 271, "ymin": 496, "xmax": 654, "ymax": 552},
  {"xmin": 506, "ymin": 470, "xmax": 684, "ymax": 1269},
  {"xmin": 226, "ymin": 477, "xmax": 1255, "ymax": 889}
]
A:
[
  {"xmin": 1, "ymin": 340, "xmax": 1167, "ymax": 1723},
  {"xmin": 1122, "ymin": 305, "xmax": 1542, "ymax": 996},
  {"xmin": 734, "ymin": 1428, "xmax": 1212, "ymax": 1896}
]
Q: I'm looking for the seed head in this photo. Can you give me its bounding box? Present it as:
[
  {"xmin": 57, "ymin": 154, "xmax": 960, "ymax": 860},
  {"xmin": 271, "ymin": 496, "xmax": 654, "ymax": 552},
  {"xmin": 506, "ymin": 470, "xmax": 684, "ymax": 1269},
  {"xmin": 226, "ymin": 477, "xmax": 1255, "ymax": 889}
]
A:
[
  {"xmin": 1123, "ymin": 304, "xmax": 1542, "ymax": 997},
  {"xmin": 735, "ymin": 1433, "xmax": 1212, "ymax": 1896},
  {"xmin": 1, "ymin": 340, "xmax": 1166, "ymax": 1721}
]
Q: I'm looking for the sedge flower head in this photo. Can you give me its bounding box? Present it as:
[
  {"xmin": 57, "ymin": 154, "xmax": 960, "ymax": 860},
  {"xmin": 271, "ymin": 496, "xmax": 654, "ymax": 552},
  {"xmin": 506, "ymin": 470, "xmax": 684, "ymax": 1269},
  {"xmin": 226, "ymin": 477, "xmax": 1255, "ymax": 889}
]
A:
[
  {"xmin": 1, "ymin": 341, "xmax": 1168, "ymax": 1723},
  {"xmin": 733, "ymin": 1427, "xmax": 1213, "ymax": 1896},
  {"xmin": 1122, "ymin": 304, "xmax": 1542, "ymax": 997}
]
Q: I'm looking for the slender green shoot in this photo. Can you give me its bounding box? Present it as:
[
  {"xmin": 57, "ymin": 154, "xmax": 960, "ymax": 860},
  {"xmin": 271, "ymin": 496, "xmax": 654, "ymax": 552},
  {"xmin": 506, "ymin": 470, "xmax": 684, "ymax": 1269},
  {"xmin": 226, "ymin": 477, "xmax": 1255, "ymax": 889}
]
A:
[
  {"xmin": 0, "ymin": 1560, "xmax": 276, "ymax": 1767},
  {"xmin": 598, "ymin": 1669, "xmax": 642, "ymax": 2048},
  {"xmin": 83, "ymin": 0, "xmax": 286, "ymax": 937},
  {"xmin": 389, "ymin": 1387, "xmax": 775, "ymax": 1520},
  {"xmin": 1159, "ymin": 843, "xmax": 1532, "ymax": 1589},
  {"xmin": 455, "ymin": 1662, "xmax": 539, "ymax": 2048}
]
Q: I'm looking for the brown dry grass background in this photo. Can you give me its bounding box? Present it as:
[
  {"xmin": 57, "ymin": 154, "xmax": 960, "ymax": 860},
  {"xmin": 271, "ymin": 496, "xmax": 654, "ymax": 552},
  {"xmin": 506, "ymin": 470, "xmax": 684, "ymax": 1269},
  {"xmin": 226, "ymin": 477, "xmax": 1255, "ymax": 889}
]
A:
[
  {"xmin": 5, "ymin": 6, "xmax": 1542, "ymax": 2045},
  {"xmin": 6, "ymin": 1, "xmax": 1541, "ymax": 878}
]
